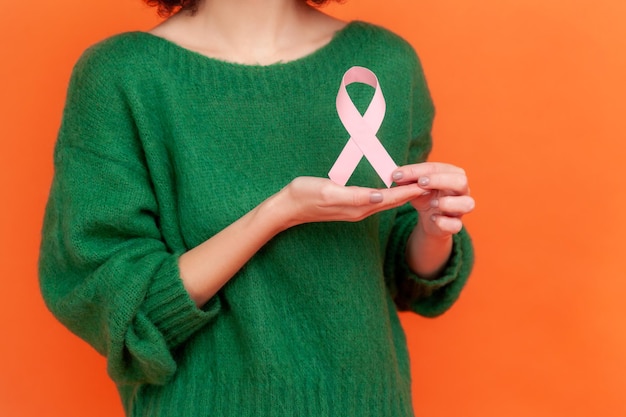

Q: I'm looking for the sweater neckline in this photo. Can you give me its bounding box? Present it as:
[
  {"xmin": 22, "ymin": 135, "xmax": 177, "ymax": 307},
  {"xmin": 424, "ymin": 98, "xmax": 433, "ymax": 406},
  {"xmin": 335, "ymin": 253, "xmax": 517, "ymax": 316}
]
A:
[{"xmin": 134, "ymin": 20, "xmax": 362, "ymax": 72}]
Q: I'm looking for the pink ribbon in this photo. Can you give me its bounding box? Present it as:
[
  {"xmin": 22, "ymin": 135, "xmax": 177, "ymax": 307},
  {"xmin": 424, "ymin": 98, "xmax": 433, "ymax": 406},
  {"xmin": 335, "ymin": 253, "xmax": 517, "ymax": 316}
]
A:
[{"xmin": 328, "ymin": 66, "xmax": 398, "ymax": 188}]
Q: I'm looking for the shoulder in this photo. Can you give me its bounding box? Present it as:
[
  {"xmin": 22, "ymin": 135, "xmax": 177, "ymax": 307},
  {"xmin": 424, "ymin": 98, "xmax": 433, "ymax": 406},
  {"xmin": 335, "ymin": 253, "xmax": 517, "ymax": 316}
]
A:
[
  {"xmin": 344, "ymin": 21, "xmax": 420, "ymax": 66},
  {"xmin": 340, "ymin": 21, "xmax": 427, "ymax": 93},
  {"xmin": 70, "ymin": 32, "xmax": 159, "ymax": 88}
]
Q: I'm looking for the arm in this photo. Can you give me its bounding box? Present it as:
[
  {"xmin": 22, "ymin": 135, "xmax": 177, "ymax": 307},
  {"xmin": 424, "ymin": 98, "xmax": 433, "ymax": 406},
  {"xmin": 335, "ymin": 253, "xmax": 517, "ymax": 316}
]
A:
[
  {"xmin": 383, "ymin": 163, "xmax": 475, "ymax": 317},
  {"xmin": 396, "ymin": 162, "xmax": 475, "ymax": 279},
  {"xmin": 382, "ymin": 49, "xmax": 475, "ymax": 316},
  {"xmin": 179, "ymin": 176, "xmax": 429, "ymax": 307}
]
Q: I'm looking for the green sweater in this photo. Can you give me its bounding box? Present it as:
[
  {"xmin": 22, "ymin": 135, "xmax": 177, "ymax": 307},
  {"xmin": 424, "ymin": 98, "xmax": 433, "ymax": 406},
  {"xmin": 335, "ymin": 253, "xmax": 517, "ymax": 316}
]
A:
[{"xmin": 39, "ymin": 21, "xmax": 473, "ymax": 417}]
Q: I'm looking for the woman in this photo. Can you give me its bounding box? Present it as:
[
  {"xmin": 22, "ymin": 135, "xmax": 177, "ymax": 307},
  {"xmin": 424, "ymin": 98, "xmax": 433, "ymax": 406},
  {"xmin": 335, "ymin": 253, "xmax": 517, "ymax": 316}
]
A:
[{"xmin": 39, "ymin": 0, "xmax": 475, "ymax": 416}]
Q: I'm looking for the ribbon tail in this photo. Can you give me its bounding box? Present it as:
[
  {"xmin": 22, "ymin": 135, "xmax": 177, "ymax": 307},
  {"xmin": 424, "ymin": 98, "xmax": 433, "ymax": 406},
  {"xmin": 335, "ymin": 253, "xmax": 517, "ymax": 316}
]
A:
[
  {"xmin": 328, "ymin": 139, "xmax": 363, "ymax": 186},
  {"xmin": 359, "ymin": 134, "xmax": 398, "ymax": 188},
  {"xmin": 369, "ymin": 152, "xmax": 397, "ymax": 188}
]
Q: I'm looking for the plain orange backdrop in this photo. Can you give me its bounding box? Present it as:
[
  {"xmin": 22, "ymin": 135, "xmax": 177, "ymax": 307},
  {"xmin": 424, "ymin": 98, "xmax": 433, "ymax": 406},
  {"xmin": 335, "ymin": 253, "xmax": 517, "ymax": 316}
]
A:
[{"xmin": 1, "ymin": 0, "xmax": 625, "ymax": 416}]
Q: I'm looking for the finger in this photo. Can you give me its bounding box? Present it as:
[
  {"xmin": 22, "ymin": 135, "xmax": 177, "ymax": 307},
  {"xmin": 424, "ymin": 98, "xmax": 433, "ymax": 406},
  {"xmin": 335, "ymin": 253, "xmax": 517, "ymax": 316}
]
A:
[
  {"xmin": 347, "ymin": 184, "xmax": 425, "ymax": 209},
  {"xmin": 317, "ymin": 181, "xmax": 422, "ymax": 208},
  {"xmin": 429, "ymin": 195, "xmax": 475, "ymax": 215},
  {"xmin": 319, "ymin": 183, "xmax": 378, "ymax": 207},
  {"xmin": 431, "ymin": 214, "xmax": 464, "ymax": 235},
  {"xmin": 324, "ymin": 185, "xmax": 406, "ymax": 207},
  {"xmin": 392, "ymin": 162, "xmax": 465, "ymax": 184},
  {"xmin": 321, "ymin": 184, "xmax": 424, "ymax": 222},
  {"xmin": 376, "ymin": 184, "xmax": 428, "ymax": 208},
  {"xmin": 417, "ymin": 172, "xmax": 469, "ymax": 195}
]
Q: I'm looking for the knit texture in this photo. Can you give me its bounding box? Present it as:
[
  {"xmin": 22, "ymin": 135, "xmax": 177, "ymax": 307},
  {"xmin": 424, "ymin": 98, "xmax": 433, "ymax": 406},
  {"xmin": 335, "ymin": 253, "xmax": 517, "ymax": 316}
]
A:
[{"xmin": 39, "ymin": 21, "xmax": 474, "ymax": 417}]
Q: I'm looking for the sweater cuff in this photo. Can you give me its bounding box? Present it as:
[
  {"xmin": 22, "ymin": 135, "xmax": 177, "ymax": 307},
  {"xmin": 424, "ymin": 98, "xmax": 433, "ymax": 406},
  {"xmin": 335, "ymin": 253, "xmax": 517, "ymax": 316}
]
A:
[
  {"xmin": 142, "ymin": 254, "xmax": 221, "ymax": 349},
  {"xmin": 391, "ymin": 215, "xmax": 474, "ymax": 317}
]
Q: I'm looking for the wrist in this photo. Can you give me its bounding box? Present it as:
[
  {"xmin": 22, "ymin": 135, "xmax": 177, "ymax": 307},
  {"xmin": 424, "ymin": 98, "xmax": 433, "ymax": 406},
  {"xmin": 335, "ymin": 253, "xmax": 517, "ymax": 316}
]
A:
[
  {"xmin": 415, "ymin": 213, "xmax": 453, "ymax": 242},
  {"xmin": 407, "ymin": 220, "xmax": 454, "ymax": 279},
  {"xmin": 256, "ymin": 188, "xmax": 298, "ymax": 234},
  {"xmin": 410, "ymin": 221, "xmax": 453, "ymax": 253}
]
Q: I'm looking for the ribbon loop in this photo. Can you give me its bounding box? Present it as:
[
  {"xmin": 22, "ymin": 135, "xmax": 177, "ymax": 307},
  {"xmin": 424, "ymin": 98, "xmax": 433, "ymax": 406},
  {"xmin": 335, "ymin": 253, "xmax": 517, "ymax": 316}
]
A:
[{"xmin": 328, "ymin": 66, "xmax": 397, "ymax": 188}]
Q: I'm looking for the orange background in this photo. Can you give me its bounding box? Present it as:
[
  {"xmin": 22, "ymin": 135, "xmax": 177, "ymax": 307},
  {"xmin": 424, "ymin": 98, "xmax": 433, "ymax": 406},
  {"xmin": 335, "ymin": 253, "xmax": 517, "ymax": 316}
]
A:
[{"xmin": 1, "ymin": 0, "xmax": 625, "ymax": 416}]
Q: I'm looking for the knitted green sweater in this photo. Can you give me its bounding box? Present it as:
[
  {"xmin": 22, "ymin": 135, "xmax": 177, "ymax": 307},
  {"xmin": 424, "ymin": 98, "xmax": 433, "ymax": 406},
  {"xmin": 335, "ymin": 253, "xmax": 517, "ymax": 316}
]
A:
[{"xmin": 39, "ymin": 21, "xmax": 473, "ymax": 417}]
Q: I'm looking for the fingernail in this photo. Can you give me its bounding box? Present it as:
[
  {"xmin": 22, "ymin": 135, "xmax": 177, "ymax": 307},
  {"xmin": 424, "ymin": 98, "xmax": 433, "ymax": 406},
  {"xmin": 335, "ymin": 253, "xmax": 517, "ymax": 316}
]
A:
[
  {"xmin": 430, "ymin": 199, "xmax": 439, "ymax": 208},
  {"xmin": 418, "ymin": 177, "xmax": 430, "ymax": 187},
  {"xmin": 370, "ymin": 192, "xmax": 383, "ymax": 203},
  {"xmin": 392, "ymin": 171, "xmax": 403, "ymax": 180}
]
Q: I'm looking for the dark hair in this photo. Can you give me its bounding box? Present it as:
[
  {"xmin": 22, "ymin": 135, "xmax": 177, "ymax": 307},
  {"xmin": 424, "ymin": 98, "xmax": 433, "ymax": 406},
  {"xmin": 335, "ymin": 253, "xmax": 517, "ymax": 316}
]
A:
[{"xmin": 145, "ymin": 0, "xmax": 335, "ymax": 17}]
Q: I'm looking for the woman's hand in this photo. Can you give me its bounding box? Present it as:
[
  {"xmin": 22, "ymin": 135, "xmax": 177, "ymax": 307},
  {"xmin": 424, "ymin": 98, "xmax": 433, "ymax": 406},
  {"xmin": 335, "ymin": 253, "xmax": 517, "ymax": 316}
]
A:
[
  {"xmin": 267, "ymin": 176, "xmax": 429, "ymax": 231},
  {"xmin": 391, "ymin": 162, "xmax": 474, "ymax": 278},
  {"xmin": 392, "ymin": 162, "xmax": 475, "ymax": 238}
]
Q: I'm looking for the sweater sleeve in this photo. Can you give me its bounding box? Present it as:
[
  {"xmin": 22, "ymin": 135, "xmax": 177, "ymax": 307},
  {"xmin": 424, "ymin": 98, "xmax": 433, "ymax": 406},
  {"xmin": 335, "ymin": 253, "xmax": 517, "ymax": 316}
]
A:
[
  {"xmin": 38, "ymin": 46, "xmax": 221, "ymax": 386},
  {"xmin": 383, "ymin": 49, "xmax": 474, "ymax": 317}
]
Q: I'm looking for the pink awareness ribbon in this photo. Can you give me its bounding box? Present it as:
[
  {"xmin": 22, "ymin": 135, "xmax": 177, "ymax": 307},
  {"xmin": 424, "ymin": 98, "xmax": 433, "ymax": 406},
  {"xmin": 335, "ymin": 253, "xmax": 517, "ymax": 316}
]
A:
[{"xmin": 328, "ymin": 66, "xmax": 398, "ymax": 188}]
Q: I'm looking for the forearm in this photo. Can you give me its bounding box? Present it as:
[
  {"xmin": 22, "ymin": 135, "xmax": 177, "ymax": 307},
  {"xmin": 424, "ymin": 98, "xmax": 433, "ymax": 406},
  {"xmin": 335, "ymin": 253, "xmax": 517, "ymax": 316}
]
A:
[
  {"xmin": 178, "ymin": 194, "xmax": 286, "ymax": 307},
  {"xmin": 179, "ymin": 177, "xmax": 426, "ymax": 307},
  {"xmin": 405, "ymin": 219, "xmax": 453, "ymax": 279}
]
